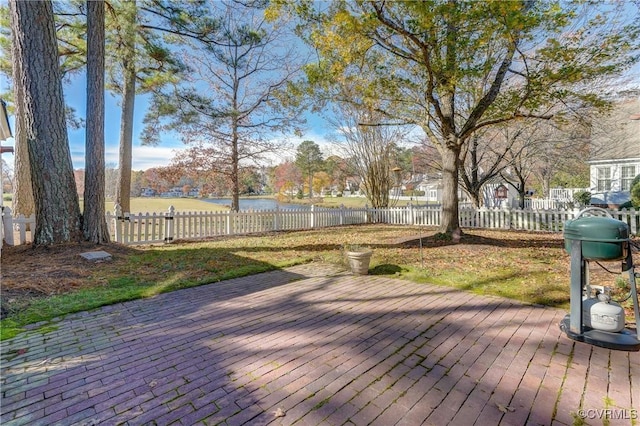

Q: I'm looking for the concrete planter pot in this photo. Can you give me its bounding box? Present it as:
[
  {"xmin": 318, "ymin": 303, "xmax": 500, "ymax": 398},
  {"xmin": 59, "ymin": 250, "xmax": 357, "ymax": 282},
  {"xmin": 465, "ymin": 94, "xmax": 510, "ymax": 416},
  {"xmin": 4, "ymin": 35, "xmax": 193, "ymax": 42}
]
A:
[{"xmin": 345, "ymin": 249, "xmax": 373, "ymax": 275}]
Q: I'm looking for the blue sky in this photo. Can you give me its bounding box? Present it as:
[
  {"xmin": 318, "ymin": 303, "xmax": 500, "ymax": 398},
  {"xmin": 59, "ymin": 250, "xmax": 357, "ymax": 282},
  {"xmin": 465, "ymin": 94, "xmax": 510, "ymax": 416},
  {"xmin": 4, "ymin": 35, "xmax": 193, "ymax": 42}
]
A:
[
  {"xmin": 3, "ymin": 61, "xmax": 639, "ymax": 174},
  {"xmin": 0, "ymin": 71, "xmax": 334, "ymax": 172}
]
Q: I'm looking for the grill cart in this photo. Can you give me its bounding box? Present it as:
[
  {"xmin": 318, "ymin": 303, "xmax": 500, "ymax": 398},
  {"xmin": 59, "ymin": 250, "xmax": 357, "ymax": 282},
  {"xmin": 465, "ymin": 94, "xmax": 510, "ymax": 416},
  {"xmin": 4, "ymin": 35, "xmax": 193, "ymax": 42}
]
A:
[{"xmin": 560, "ymin": 208, "xmax": 640, "ymax": 351}]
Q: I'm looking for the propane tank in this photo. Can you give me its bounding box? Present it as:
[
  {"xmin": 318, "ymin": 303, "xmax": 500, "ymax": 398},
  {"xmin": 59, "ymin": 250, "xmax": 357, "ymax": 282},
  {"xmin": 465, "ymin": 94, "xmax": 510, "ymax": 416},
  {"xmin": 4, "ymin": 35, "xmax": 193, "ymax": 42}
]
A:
[{"xmin": 582, "ymin": 291, "xmax": 625, "ymax": 333}]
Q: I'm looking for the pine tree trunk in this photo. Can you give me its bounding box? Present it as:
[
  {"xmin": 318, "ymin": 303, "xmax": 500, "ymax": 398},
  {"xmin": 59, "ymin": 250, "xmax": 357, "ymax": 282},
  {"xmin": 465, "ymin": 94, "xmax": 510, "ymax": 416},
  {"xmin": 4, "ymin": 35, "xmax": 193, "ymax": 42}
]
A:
[
  {"xmin": 440, "ymin": 146, "xmax": 461, "ymax": 236},
  {"xmin": 9, "ymin": 5, "xmax": 34, "ymax": 221},
  {"xmin": 116, "ymin": 71, "xmax": 135, "ymax": 213},
  {"xmin": 231, "ymin": 118, "xmax": 240, "ymax": 212},
  {"xmin": 84, "ymin": 0, "xmax": 110, "ymax": 243},
  {"xmin": 10, "ymin": 0, "xmax": 82, "ymax": 245},
  {"xmin": 115, "ymin": 1, "xmax": 136, "ymax": 214}
]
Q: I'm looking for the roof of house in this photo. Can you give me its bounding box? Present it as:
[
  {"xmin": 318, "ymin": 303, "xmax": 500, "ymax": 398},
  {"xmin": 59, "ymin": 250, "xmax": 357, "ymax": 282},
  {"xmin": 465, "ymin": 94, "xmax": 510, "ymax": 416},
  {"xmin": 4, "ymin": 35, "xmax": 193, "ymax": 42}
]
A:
[{"xmin": 589, "ymin": 98, "xmax": 640, "ymax": 162}]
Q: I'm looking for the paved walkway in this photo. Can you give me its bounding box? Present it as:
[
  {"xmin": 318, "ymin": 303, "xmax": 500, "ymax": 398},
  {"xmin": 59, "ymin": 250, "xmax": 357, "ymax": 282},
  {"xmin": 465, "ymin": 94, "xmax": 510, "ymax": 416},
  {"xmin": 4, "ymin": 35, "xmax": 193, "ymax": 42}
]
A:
[{"xmin": 1, "ymin": 263, "xmax": 638, "ymax": 426}]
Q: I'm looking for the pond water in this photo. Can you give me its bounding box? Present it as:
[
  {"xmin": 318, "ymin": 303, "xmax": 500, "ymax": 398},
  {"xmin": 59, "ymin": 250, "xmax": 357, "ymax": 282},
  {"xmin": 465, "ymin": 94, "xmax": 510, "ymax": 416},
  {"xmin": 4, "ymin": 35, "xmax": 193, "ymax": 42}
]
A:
[{"xmin": 202, "ymin": 197, "xmax": 309, "ymax": 211}]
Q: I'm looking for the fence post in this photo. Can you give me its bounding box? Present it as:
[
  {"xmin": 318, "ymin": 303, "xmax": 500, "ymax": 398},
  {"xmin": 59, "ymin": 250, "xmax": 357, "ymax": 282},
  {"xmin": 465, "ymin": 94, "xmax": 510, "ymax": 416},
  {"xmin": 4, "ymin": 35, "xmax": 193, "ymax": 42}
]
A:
[
  {"xmin": 339, "ymin": 204, "xmax": 345, "ymax": 226},
  {"xmin": 226, "ymin": 210, "xmax": 234, "ymax": 236},
  {"xmin": 2, "ymin": 206, "xmax": 14, "ymax": 245},
  {"xmin": 165, "ymin": 205, "xmax": 175, "ymax": 243},
  {"xmin": 114, "ymin": 204, "xmax": 123, "ymax": 243},
  {"xmin": 503, "ymin": 205, "xmax": 512, "ymax": 230},
  {"xmin": 17, "ymin": 214, "xmax": 28, "ymax": 244},
  {"xmin": 310, "ymin": 205, "xmax": 316, "ymax": 229},
  {"xmin": 274, "ymin": 206, "xmax": 280, "ymax": 231}
]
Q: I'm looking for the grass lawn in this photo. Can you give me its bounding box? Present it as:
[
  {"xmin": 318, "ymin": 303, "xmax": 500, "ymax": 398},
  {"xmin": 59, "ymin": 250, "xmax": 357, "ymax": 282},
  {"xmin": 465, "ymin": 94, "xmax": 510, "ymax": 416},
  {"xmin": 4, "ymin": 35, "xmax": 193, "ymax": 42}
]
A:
[
  {"xmin": 290, "ymin": 196, "xmax": 428, "ymax": 208},
  {"xmin": 2, "ymin": 197, "xmax": 229, "ymax": 213},
  {"xmin": 127, "ymin": 196, "xmax": 369, "ymax": 211},
  {"xmin": 3, "ymin": 195, "xmax": 418, "ymax": 213},
  {"xmin": 119, "ymin": 197, "xmax": 229, "ymax": 213},
  {"xmin": 1, "ymin": 224, "xmax": 636, "ymax": 341}
]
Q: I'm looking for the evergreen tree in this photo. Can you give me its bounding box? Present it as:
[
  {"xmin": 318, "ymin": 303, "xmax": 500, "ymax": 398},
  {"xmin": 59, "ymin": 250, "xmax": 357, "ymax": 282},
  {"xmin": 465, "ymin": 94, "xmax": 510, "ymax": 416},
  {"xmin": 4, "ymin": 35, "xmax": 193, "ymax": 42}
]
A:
[{"xmin": 295, "ymin": 140, "xmax": 323, "ymax": 198}]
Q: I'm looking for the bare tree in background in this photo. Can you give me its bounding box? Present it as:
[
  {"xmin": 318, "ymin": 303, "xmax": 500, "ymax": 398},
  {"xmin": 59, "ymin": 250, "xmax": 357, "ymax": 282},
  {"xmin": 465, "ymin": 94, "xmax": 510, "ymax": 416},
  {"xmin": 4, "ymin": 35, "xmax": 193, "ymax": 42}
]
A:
[
  {"xmin": 508, "ymin": 120, "xmax": 590, "ymax": 204},
  {"xmin": 331, "ymin": 105, "xmax": 411, "ymax": 208},
  {"xmin": 459, "ymin": 127, "xmax": 515, "ymax": 208},
  {"xmin": 1, "ymin": 158, "xmax": 13, "ymax": 194}
]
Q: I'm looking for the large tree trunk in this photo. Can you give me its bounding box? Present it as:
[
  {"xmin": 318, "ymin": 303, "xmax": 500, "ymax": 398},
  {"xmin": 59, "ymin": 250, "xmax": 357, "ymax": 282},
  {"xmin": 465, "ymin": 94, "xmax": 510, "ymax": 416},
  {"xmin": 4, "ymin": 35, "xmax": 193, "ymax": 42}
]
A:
[
  {"xmin": 84, "ymin": 0, "xmax": 110, "ymax": 243},
  {"xmin": 439, "ymin": 146, "xmax": 462, "ymax": 236},
  {"xmin": 468, "ymin": 190, "xmax": 481, "ymax": 209},
  {"xmin": 461, "ymin": 135, "xmax": 482, "ymax": 208},
  {"xmin": 517, "ymin": 179, "xmax": 526, "ymax": 209},
  {"xmin": 115, "ymin": 1, "xmax": 136, "ymax": 214},
  {"xmin": 9, "ymin": 5, "xmax": 34, "ymax": 220},
  {"xmin": 10, "ymin": 0, "xmax": 82, "ymax": 245}
]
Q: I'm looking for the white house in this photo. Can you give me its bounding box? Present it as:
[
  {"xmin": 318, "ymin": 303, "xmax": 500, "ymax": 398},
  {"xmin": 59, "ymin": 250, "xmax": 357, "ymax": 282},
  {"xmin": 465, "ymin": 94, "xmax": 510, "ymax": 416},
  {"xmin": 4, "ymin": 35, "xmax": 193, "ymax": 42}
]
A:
[
  {"xmin": 161, "ymin": 187, "xmax": 187, "ymax": 198},
  {"xmin": 158, "ymin": 186, "xmax": 201, "ymax": 198},
  {"xmin": 588, "ymin": 98, "xmax": 640, "ymax": 207},
  {"xmin": 140, "ymin": 187, "xmax": 156, "ymax": 197},
  {"xmin": 398, "ymin": 173, "xmax": 517, "ymax": 207},
  {"xmin": 480, "ymin": 175, "xmax": 520, "ymax": 208},
  {"xmin": 411, "ymin": 174, "xmax": 444, "ymax": 204},
  {"xmin": 418, "ymin": 181, "xmax": 443, "ymax": 204}
]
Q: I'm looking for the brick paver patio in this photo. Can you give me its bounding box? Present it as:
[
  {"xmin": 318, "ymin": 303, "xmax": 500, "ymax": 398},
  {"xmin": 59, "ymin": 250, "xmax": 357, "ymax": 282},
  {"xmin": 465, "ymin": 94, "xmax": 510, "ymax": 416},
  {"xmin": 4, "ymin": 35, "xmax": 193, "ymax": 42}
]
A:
[{"xmin": 1, "ymin": 262, "xmax": 638, "ymax": 425}]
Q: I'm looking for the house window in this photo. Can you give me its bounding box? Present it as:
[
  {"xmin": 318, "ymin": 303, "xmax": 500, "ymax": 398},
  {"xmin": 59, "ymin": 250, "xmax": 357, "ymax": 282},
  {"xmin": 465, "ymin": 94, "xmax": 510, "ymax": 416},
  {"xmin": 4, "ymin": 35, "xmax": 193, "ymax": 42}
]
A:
[
  {"xmin": 597, "ymin": 167, "xmax": 612, "ymax": 191},
  {"xmin": 621, "ymin": 166, "xmax": 636, "ymax": 191}
]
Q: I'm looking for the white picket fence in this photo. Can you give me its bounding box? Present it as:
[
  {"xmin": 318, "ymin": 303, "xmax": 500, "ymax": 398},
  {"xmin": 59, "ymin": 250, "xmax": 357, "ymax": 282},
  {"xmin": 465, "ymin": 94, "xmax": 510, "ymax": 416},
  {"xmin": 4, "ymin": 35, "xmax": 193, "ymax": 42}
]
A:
[
  {"xmin": 1, "ymin": 207, "xmax": 35, "ymax": 246},
  {"xmin": 521, "ymin": 198, "xmax": 572, "ymax": 210},
  {"xmin": 3, "ymin": 204, "xmax": 640, "ymax": 246}
]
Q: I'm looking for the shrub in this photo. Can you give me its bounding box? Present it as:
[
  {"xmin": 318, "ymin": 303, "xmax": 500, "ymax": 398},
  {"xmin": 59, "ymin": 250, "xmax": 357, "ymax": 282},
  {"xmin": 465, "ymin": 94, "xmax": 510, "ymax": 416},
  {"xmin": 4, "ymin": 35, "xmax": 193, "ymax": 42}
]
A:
[
  {"xmin": 619, "ymin": 201, "xmax": 634, "ymax": 210},
  {"xmin": 275, "ymin": 193, "xmax": 291, "ymax": 203},
  {"xmin": 631, "ymin": 180, "xmax": 640, "ymax": 207},
  {"xmin": 2, "ymin": 194, "xmax": 11, "ymax": 201},
  {"xmin": 573, "ymin": 190, "xmax": 591, "ymax": 206}
]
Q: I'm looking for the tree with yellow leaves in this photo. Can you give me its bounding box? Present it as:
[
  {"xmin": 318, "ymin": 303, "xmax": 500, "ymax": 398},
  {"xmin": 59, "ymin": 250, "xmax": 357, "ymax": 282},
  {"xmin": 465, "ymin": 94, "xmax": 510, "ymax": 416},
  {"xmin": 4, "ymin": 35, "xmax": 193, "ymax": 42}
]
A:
[{"xmin": 272, "ymin": 0, "xmax": 640, "ymax": 237}]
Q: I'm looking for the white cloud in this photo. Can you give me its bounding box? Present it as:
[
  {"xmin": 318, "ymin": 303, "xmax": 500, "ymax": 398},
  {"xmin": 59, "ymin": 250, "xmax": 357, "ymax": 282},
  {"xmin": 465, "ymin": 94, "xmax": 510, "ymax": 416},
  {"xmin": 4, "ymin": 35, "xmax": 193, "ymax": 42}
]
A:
[
  {"xmin": 64, "ymin": 143, "xmax": 186, "ymax": 171},
  {"xmin": 106, "ymin": 144, "xmax": 187, "ymax": 170},
  {"xmin": 3, "ymin": 129, "xmax": 341, "ymax": 173}
]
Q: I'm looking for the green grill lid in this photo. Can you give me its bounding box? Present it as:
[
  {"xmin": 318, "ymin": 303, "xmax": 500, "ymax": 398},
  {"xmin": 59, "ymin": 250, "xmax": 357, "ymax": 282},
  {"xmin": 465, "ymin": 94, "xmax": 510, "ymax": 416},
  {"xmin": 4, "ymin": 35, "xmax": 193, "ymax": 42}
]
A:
[{"xmin": 564, "ymin": 216, "xmax": 629, "ymax": 260}]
